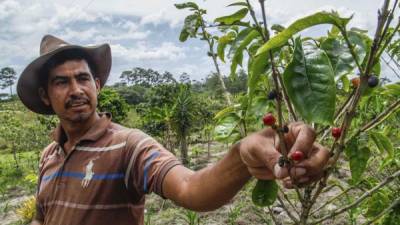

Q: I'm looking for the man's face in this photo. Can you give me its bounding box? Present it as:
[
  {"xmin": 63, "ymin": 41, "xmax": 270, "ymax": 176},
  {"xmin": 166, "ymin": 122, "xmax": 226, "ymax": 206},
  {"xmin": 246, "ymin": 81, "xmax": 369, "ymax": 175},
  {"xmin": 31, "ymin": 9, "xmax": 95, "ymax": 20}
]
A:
[{"xmin": 40, "ymin": 59, "xmax": 100, "ymax": 123}]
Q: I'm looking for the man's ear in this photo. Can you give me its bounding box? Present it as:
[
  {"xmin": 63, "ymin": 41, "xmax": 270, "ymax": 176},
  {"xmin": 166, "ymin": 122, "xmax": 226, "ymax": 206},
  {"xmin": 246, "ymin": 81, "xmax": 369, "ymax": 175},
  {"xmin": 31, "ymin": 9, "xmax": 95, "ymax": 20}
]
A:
[
  {"xmin": 39, "ymin": 87, "xmax": 50, "ymax": 106},
  {"xmin": 95, "ymin": 78, "xmax": 100, "ymax": 95}
]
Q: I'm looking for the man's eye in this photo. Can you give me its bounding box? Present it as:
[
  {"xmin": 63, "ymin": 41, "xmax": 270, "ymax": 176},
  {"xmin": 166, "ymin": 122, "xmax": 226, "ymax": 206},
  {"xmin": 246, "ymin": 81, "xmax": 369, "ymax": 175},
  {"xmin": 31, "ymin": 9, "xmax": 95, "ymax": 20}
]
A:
[
  {"xmin": 55, "ymin": 80, "xmax": 67, "ymax": 85},
  {"xmin": 79, "ymin": 76, "xmax": 90, "ymax": 81}
]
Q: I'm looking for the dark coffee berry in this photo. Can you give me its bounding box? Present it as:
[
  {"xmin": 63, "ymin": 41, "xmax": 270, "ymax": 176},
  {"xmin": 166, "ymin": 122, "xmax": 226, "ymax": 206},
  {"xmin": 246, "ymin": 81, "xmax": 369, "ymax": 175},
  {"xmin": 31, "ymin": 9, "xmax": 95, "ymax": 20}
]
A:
[
  {"xmin": 268, "ymin": 90, "xmax": 278, "ymax": 100},
  {"xmin": 283, "ymin": 125, "xmax": 289, "ymax": 133},
  {"xmin": 367, "ymin": 76, "xmax": 379, "ymax": 88},
  {"xmin": 262, "ymin": 113, "xmax": 276, "ymax": 126},
  {"xmin": 278, "ymin": 156, "xmax": 286, "ymax": 167}
]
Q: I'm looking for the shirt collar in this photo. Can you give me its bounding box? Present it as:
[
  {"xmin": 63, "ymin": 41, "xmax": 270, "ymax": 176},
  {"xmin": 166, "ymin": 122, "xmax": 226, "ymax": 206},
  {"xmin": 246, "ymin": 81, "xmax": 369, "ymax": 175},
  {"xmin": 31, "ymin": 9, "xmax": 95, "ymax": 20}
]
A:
[{"xmin": 51, "ymin": 112, "xmax": 112, "ymax": 144}]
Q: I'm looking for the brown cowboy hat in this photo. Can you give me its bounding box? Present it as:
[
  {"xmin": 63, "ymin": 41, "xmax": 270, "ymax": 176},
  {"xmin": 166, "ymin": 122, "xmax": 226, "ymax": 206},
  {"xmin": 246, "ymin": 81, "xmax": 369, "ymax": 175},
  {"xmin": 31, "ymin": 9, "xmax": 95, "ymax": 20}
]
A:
[{"xmin": 17, "ymin": 34, "xmax": 112, "ymax": 115}]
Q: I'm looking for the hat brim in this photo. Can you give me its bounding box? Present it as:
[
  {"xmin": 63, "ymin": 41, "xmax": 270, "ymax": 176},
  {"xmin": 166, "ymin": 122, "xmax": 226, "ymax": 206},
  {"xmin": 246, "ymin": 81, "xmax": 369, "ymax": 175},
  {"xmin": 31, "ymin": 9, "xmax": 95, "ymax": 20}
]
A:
[{"xmin": 17, "ymin": 44, "xmax": 111, "ymax": 115}]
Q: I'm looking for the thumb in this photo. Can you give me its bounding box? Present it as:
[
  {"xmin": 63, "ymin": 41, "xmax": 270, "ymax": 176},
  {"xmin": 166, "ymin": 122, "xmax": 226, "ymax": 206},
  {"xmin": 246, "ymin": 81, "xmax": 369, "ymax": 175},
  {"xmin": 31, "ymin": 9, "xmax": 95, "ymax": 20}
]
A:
[{"xmin": 287, "ymin": 123, "xmax": 316, "ymax": 158}]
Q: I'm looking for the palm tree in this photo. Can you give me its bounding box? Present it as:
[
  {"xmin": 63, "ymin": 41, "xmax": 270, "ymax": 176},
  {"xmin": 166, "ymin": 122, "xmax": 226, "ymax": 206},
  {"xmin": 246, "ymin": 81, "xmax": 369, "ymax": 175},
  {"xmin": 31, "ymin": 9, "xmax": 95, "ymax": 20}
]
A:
[{"xmin": 171, "ymin": 84, "xmax": 197, "ymax": 165}]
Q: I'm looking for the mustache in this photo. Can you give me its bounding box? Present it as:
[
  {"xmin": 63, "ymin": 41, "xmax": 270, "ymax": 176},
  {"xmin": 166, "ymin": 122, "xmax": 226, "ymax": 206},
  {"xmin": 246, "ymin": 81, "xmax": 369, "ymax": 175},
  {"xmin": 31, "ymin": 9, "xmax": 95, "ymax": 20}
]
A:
[{"xmin": 65, "ymin": 97, "xmax": 90, "ymax": 108}]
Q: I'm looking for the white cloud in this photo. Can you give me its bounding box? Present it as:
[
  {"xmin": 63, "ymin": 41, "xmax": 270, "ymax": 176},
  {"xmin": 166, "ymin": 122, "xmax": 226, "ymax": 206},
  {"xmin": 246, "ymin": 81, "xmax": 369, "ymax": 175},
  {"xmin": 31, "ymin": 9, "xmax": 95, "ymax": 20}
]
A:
[
  {"xmin": 0, "ymin": 0, "xmax": 20, "ymax": 20},
  {"xmin": 111, "ymin": 42, "xmax": 185, "ymax": 61},
  {"xmin": 140, "ymin": 10, "xmax": 167, "ymax": 26}
]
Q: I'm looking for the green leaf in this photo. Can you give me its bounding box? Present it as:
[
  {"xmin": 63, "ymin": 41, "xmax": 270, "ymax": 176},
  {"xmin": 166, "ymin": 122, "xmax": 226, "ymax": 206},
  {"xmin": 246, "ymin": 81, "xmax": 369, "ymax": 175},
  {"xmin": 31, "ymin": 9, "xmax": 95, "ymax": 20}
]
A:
[
  {"xmin": 174, "ymin": 2, "xmax": 199, "ymax": 10},
  {"xmin": 271, "ymin": 24, "xmax": 285, "ymax": 33},
  {"xmin": 341, "ymin": 75, "xmax": 350, "ymax": 92},
  {"xmin": 321, "ymin": 37, "xmax": 354, "ymax": 78},
  {"xmin": 179, "ymin": 14, "xmax": 200, "ymax": 42},
  {"xmin": 256, "ymin": 11, "xmax": 351, "ymax": 56},
  {"xmin": 214, "ymin": 8, "xmax": 248, "ymax": 25},
  {"xmin": 382, "ymin": 83, "xmax": 400, "ymax": 96},
  {"xmin": 214, "ymin": 113, "xmax": 241, "ymax": 141},
  {"xmin": 248, "ymin": 51, "xmax": 270, "ymax": 98},
  {"xmin": 217, "ymin": 32, "xmax": 236, "ymax": 62},
  {"xmin": 370, "ymin": 131, "xmax": 394, "ymax": 158},
  {"xmin": 365, "ymin": 190, "xmax": 390, "ymax": 218},
  {"xmin": 228, "ymin": 28, "xmax": 253, "ymax": 58},
  {"xmin": 230, "ymin": 52, "xmax": 241, "ymax": 77},
  {"xmin": 347, "ymin": 31, "xmax": 369, "ymax": 65},
  {"xmin": 252, "ymin": 180, "xmax": 278, "ymax": 207},
  {"xmin": 229, "ymin": 29, "xmax": 260, "ymax": 76},
  {"xmin": 214, "ymin": 104, "xmax": 240, "ymax": 120},
  {"xmin": 227, "ymin": 2, "xmax": 248, "ymax": 7},
  {"xmin": 283, "ymin": 37, "xmax": 336, "ymax": 124},
  {"xmin": 345, "ymin": 136, "xmax": 371, "ymax": 184}
]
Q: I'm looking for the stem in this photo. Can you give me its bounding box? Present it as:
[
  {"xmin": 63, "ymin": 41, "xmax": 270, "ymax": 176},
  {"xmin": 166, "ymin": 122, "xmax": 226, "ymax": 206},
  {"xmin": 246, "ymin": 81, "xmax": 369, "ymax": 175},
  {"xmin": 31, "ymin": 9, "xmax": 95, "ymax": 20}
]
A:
[
  {"xmin": 356, "ymin": 99, "xmax": 400, "ymax": 134},
  {"xmin": 375, "ymin": 1, "xmax": 400, "ymax": 60},
  {"xmin": 310, "ymin": 2, "xmax": 393, "ymax": 215},
  {"xmin": 277, "ymin": 72, "xmax": 298, "ymax": 121},
  {"xmin": 279, "ymin": 188, "xmax": 300, "ymax": 216},
  {"xmin": 310, "ymin": 169, "xmax": 400, "ymax": 224},
  {"xmin": 310, "ymin": 185, "xmax": 356, "ymax": 215},
  {"xmin": 341, "ymin": 29, "xmax": 363, "ymax": 73},
  {"xmin": 267, "ymin": 206, "xmax": 279, "ymax": 225},
  {"xmin": 362, "ymin": 197, "xmax": 400, "ymax": 225},
  {"xmin": 245, "ymin": 0, "xmax": 266, "ymax": 41},
  {"xmin": 277, "ymin": 195, "xmax": 299, "ymax": 223},
  {"xmin": 199, "ymin": 15, "xmax": 232, "ymax": 106}
]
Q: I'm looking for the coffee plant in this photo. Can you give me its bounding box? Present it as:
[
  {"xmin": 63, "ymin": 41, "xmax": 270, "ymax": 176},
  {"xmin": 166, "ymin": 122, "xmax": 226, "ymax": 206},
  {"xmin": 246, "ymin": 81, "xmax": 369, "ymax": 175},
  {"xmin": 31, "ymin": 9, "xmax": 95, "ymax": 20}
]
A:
[{"xmin": 177, "ymin": 0, "xmax": 400, "ymax": 224}]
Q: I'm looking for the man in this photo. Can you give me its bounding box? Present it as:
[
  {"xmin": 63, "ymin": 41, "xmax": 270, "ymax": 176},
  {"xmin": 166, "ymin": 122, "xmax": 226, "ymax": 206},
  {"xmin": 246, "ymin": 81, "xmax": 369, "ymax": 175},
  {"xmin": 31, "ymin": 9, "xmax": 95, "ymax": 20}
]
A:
[{"xmin": 17, "ymin": 35, "xmax": 329, "ymax": 225}]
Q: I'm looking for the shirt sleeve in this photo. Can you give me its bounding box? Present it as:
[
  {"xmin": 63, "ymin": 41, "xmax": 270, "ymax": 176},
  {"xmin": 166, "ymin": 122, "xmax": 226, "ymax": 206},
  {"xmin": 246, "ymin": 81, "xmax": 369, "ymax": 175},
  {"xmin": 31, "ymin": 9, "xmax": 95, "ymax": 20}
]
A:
[
  {"xmin": 123, "ymin": 130, "xmax": 182, "ymax": 197},
  {"xmin": 34, "ymin": 202, "xmax": 44, "ymax": 222},
  {"xmin": 34, "ymin": 143, "xmax": 55, "ymax": 222}
]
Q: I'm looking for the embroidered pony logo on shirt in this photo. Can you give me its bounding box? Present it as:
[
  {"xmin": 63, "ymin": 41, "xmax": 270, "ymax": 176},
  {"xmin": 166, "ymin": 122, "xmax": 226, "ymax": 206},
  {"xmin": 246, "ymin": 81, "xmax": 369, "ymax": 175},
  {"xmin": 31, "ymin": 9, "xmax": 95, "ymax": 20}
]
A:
[{"xmin": 81, "ymin": 157, "xmax": 99, "ymax": 188}]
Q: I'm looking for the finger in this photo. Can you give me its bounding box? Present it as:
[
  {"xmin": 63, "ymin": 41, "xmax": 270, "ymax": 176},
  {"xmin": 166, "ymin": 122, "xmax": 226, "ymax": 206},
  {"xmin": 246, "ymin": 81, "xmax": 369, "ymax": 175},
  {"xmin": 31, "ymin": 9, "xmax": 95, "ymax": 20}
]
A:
[
  {"xmin": 282, "ymin": 176, "xmax": 311, "ymax": 189},
  {"xmin": 287, "ymin": 122, "xmax": 316, "ymax": 157},
  {"xmin": 296, "ymin": 143, "xmax": 330, "ymax": 171},
  {"xmin": 244, "ymin": 131, "xmax": 289, "ymax": 179},
  {"xmin": 247, "ymin": 167, "xmax": 275, "ymax": 180},
  {"xmin": 282, "ymin": 177, "xmax": 293, "ymax": 189},
  {"xmin": 289, "ymin": 167, "xmax": 307, "ymax": 178}
]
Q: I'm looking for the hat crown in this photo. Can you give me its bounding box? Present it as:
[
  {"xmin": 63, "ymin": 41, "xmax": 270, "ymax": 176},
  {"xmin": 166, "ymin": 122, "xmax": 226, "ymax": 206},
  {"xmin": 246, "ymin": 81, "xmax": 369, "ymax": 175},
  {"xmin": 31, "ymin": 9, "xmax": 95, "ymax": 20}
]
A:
[{"xmin": 40, "ymin": 35, "xmax": 69, "ymax": 56}]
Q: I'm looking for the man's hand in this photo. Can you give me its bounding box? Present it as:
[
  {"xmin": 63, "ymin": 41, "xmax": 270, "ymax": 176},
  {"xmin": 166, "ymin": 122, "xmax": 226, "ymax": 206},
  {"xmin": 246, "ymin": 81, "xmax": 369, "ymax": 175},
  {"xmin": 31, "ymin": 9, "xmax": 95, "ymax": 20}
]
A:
[{"xmin": 238, "ymin": 122, "xmax": 330, "ymax": 187}]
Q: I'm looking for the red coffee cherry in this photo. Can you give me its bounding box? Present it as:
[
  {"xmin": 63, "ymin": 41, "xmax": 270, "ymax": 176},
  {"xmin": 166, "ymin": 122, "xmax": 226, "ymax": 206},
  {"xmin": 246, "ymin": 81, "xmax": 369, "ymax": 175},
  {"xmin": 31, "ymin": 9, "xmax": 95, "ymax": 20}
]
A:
[
  {"xmin": 290, "ymin": 151, "xmax": 304, "ymax": 161},
  {"xmin": 262, "ymin": 113, "xmax": 276, "ymax": 126},
  {"xmin": 331, "ymin": 127, "xmax": 342, "ymax": 139}
]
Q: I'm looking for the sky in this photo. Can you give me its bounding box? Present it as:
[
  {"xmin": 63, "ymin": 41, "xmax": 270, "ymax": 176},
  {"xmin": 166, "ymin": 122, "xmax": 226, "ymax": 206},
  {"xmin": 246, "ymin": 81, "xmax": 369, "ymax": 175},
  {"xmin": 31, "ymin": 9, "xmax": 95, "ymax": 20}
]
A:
[{"xmin": 0, "ymin": 0, "xmax": 398, "ymax": 93}]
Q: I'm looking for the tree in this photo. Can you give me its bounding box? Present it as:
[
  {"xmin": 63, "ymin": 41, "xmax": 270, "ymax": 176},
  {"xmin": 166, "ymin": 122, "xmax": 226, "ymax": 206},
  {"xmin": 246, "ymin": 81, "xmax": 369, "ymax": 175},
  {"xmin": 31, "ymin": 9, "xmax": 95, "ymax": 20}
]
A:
[
  {"xmin": 98, "ymin": 87, "xmax": 129, "ymax": 123},
  {"xmin": 0, "ymin": 67, "xmax": 17, "ymax": 96},
  {"xmin": 120, "ymin": 67, "xmax": 176, "ymax": 87},
  {"xmin": 175, "ymin": 4, "xmax": 233, "ymax": 106},
  {"xmin": 171, "ymin": 84, "xmax": 198, "ymax": 165}
]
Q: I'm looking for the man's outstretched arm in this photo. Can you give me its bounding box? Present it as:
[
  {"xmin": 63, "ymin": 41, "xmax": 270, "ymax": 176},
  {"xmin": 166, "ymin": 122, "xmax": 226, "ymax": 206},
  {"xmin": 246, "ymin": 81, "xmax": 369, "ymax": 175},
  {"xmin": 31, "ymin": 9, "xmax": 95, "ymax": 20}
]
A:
[
  {"xmin": 30, "ymin": 220, "xmax": 43, "ymax": 225},
  {"xmin": 162, "ymin": 122, "xmax": 330, "ymax": 211}
]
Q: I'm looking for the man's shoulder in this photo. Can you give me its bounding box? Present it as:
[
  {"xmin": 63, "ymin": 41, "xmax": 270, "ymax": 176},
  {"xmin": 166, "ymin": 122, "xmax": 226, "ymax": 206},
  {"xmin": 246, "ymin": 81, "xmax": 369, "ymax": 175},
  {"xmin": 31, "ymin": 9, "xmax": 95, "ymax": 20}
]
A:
[
  {"xmin": 41, "ymin": 141, "xmax": 58, "ymax": 156},
  {"xmin": 108, "ymin": 122, "xmax": 150, "ymax": 143}
]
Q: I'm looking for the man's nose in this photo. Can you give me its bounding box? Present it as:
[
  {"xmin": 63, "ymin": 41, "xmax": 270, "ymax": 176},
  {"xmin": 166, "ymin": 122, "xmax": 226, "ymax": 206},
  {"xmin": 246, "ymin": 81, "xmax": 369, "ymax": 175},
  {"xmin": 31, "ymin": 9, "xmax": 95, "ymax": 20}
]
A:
[{"xmin": 69, "ymin": 79, "xmax": 84, "ymax": 96}]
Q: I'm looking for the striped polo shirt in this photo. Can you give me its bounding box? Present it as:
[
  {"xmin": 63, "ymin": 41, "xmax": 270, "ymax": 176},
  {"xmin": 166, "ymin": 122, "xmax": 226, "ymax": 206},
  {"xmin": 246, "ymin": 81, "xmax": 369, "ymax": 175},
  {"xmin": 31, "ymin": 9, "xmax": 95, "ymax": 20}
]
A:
[{"xmin": 35, "ymin": 113, "xmax": 181, "ymax": 225}]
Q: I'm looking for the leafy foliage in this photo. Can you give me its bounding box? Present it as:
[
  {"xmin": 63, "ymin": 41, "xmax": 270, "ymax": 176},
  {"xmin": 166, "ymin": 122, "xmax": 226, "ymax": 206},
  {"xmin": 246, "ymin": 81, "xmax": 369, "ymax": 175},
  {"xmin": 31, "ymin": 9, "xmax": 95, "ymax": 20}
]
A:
[
  {"xmin": 283, "ymin": 37, "xmax": 336, "ymax": 124},
  {"xmin": 98, "ymin": 87, "xmax": 129, "ymax": 123}
]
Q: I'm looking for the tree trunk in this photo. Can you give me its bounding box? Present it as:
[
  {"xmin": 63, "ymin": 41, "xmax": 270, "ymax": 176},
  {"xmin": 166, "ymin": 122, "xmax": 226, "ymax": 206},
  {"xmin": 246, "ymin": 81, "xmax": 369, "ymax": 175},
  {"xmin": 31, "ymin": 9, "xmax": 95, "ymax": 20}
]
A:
[
  {"xmin": 166, "ymin": 124, "xmax": 175, "ymax": 154},
  {"xmin": 180, "ymin": 134, "xmax": 189, "ymax": 166},
  {"xmin": 199, "ymin": 19, "xmax": 232, "ymax": 106},
  {"xmin": 12, "ymin": 145, "xmax": 19, "ymax": 170}
]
